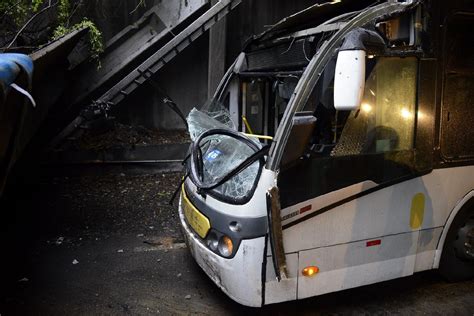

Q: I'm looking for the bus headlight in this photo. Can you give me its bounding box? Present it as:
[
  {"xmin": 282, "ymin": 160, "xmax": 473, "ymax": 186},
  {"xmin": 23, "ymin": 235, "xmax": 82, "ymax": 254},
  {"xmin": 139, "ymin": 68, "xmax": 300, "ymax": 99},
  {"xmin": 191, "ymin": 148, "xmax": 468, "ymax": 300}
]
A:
[
  {"xmin": 218, "ymin": 235, "xmax": 234, "ymax": 257},
  {"xmin": 206, "ymin": 232, "xmax": 219, "ymax": 251},
  {"xmin": 203, "ymin": 228, "xmax": 238, "ymax": 258}
]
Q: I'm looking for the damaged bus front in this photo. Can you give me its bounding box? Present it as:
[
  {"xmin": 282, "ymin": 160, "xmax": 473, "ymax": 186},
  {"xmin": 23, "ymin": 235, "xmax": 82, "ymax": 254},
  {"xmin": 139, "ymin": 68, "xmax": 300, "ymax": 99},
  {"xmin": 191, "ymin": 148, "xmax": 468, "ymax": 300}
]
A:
[{"xmin": 178, "ymin": 0, "xmax": 474, "ymax": 306}]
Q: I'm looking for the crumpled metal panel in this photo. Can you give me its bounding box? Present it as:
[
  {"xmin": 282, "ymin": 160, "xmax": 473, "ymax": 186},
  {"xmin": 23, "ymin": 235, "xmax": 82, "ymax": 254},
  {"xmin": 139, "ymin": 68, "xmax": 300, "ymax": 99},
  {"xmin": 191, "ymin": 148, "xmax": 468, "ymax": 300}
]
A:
[{"xmin": 252, "ymin": 0, "xmax": 379, "ymax": 43}]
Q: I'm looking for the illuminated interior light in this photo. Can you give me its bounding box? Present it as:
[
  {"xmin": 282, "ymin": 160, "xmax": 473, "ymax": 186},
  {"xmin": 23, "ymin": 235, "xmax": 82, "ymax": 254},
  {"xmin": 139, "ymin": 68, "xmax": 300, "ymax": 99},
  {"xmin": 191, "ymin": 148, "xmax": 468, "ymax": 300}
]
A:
[
  {"xmin": 367, "ymin": 54, "xmax": 375, "ymax": 59},
  {"xmin": 302, "ymin": 266, "xmax": 319, "ymax": 277},
  {"xmin": 361, "ymin": 103, "xmax": 373, "ymax": 113},
  {"xmin": 330, "ymin": 0, "xmax": 341, "ymax": 3},
  {"xmin": 369, "ymin": 89, "xmax": 376, "ymax": 96},
  {"xmin": 401, "ymin": 107, "xmax": 413, "ymax": 119}
]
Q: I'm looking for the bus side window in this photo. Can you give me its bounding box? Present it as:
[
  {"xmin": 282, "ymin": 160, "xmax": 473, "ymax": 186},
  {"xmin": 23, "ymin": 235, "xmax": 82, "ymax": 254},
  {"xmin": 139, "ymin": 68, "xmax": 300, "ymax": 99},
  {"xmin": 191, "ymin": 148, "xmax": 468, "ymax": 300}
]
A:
[
  {"xmin": 278, "ymin": 56, "xmax": 419, "ymax": 208},
  {"xmin": 332, "ymin": 57, "xmax": 418, "ymax": 157},
  {"xmin": 440, "ymin": 14, "xmax": 474, "ymax": 160}
]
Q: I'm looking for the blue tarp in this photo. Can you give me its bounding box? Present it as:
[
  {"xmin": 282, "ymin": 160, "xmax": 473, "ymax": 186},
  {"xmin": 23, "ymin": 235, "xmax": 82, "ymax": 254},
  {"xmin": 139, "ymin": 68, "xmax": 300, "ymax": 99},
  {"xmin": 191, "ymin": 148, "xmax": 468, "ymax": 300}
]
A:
[{"xmin": 0, "ymin": 53, "xmax": 34, "ymax": 101}]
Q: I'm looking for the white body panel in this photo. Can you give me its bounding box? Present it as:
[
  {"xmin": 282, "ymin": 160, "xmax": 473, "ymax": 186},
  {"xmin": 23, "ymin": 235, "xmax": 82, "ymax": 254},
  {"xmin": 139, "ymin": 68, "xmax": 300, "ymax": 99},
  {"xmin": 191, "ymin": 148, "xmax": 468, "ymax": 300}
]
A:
[
  {"xmin": 298, "ymin": 231, "xmax": 419, "ymax": 298},
  {"xmin": 415, "ymin": 227, "xmax": 443, "ymax": 272},
  {"xmin": 179, "ymin": 168, "xmax": 277, "ymax": 306},
  {"xmin": 179, "ymin": 197, "xmax": 266, "ymax": 307},
  {"xmin": 264, "ymin": 253, "xmax": 299, "ymax": 304},
  {"xmin": 278, "ymin": 166, "xmax": 474, "ymax": 300},
  {"xmin": 282, "ymin": 167, "xmax": 474, "ymax": 253}
]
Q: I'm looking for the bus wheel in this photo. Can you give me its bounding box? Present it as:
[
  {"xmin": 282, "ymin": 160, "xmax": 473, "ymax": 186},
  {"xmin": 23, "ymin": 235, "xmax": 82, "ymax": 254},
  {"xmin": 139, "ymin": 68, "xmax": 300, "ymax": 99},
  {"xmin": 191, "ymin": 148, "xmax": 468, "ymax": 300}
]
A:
[{"xmin": 439, "ymin": 207, "xmax": 474, "ymax": 282}]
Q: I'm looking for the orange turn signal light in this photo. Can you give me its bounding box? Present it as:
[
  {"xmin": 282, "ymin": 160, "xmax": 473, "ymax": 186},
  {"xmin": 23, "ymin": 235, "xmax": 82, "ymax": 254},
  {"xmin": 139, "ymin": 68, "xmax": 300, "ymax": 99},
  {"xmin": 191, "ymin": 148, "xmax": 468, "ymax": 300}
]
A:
[
  {"xmin": 302, "ymin": 266, "xmax": 319, "ymax": 277},
  {"xmin": 222, "ymin": 236, "xmax": 233, "ymax": 255}
]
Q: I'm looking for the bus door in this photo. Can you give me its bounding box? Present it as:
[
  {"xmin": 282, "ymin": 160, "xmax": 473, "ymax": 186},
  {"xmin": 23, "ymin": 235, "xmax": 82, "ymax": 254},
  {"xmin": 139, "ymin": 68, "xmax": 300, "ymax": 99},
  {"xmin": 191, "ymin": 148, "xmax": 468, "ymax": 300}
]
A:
[{"xmin": 242, "ymin": 79, "xmax": 267, "ymax": 135}]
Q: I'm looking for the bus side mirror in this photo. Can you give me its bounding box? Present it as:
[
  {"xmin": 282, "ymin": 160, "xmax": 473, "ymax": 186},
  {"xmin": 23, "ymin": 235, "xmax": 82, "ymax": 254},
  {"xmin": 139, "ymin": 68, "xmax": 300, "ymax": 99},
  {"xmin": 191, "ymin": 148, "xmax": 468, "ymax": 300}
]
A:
[{"xmin": 334, "ymin": 50, "xmax": 366, "ymax": 111}]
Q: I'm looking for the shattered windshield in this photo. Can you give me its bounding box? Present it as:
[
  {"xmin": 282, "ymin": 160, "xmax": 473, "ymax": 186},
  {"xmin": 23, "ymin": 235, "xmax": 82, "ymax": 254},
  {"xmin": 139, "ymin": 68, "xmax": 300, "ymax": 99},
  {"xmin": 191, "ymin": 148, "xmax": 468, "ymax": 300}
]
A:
[{"xmin": 186, "ymin": 102, "xmax": 263, "ymax": 203}]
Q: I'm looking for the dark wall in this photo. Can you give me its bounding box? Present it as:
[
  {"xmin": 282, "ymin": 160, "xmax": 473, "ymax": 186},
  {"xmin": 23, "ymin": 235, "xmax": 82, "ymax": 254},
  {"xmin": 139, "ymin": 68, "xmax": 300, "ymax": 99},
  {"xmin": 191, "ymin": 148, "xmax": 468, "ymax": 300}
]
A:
[
  {"xmin": 153, "ymin": 34, "xmax": 209, "ymax": 130},
  {"xmin": 115, "ymin": 34, "xmax": 209, "ymax": 130}
]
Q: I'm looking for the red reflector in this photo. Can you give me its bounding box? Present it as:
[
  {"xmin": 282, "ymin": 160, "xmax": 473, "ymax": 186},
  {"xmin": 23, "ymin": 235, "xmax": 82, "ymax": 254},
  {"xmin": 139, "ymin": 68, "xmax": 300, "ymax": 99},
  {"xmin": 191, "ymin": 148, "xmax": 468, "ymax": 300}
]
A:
[
  {"xmin": 366, "ymin": 239, "xmax": 381, "ymax": 247},
  {"xmin": 300, "ymin": 205, "xmax": 312, "ymax": 214}
]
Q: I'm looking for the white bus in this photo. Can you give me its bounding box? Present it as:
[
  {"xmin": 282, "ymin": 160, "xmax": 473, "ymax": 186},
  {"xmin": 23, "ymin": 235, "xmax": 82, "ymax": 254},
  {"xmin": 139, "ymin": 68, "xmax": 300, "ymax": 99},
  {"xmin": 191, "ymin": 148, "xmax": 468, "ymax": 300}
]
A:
[{"xmin": 178, "ymin": 0, "xmax": 474, "ymax": 306}]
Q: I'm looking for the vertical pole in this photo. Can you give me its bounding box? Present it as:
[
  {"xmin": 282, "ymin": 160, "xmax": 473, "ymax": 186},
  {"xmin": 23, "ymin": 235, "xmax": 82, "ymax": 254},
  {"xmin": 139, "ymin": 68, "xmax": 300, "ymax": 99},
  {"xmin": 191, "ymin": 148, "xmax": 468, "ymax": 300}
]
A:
[{"xmin": 207, "ymin": 0, "xmax": 228, "ymax": 99}]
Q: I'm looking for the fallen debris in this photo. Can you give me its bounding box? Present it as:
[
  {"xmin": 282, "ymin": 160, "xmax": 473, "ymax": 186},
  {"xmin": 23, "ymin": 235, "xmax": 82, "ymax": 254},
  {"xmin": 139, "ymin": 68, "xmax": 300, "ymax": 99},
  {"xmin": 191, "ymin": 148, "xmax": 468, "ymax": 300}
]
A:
[
  {"xmin": 76, "ymin": 123, "xmax": 190, "ymax": 151},
  {"xmin": 134, "ymin": 242, "xmax": 187, "ymax": 253},
  {"xmin": 55, "ymin": 236, "xmax": 64, "ymax": 245}
]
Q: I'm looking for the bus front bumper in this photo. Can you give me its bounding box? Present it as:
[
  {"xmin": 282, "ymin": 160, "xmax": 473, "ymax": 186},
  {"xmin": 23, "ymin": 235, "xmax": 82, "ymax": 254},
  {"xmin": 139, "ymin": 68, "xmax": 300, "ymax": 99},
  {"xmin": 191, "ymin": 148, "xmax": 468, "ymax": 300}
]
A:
[{"xmin": 178, "ymin": 197, "xmax": 265, "ymax": 307}]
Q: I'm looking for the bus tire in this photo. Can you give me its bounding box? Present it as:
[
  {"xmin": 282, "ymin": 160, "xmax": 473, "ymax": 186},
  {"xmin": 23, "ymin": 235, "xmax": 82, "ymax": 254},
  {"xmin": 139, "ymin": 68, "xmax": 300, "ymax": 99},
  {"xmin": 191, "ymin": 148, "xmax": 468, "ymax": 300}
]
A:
[{"xmin": 439, "ymin": 205, "xmax": 474, "ymax": 282}]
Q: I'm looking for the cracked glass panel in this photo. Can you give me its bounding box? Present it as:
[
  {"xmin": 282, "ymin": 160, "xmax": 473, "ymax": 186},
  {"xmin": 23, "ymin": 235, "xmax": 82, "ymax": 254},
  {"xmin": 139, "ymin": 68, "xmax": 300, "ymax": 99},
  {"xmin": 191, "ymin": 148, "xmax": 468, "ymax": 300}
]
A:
[{"xmin": 187, "ymin": 106, "xmax": 262, "ymax": 201}]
